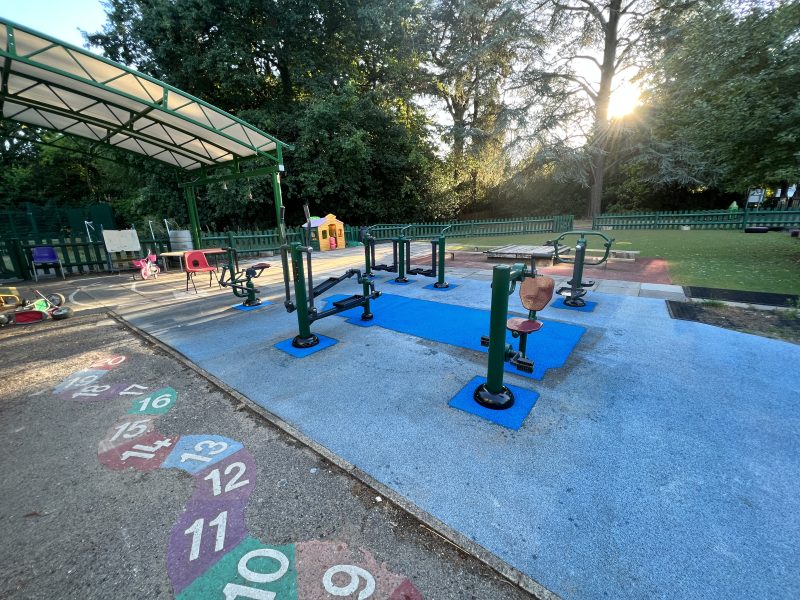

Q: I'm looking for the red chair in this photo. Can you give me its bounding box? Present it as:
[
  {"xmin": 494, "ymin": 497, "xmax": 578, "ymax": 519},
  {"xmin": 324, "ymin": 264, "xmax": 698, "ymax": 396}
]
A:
[{"xmin": 184, "ymin": 251, "xmax": 220, "ymax": 293}]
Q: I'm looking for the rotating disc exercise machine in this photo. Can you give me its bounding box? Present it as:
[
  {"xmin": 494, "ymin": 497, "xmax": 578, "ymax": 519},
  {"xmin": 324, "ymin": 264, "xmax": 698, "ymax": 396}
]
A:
[
  {"xmin": 547, "ymin": 231, "xmax": 614, "ymax": 307},
  {"xmin": 362, "ymin": 225, "xmax": 449, "ymax": 287},
  {"xmin": 281, "ymin": 204, "xmax": 381, "ymax": 348}
]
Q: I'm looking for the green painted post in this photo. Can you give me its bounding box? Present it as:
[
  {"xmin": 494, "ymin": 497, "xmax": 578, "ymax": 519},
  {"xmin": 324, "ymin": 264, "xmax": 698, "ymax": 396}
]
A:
[
  {"xmin": 472, "ymin": 263, "xmax": 527, "ymax": 410},
  {"xmin": 485, "ymin": 265, "xmax": 511, "ymax": 395},
  {"xmin": 361, "ymin": 276, "xmax": 374, "ymax": 320},
  {"xmin": 363, "ymin": 236, "xmax": 373, "ymax": 277},
  {"xmin": 272, "ymin": 172, "xmax": 285, "ymax": 243},
  {"xmin": 184, "ymin": 187, "xmax": 201, "ymax": 249},
  {"xmin": 434, "ymin": 235, "xmax": 449, "ymax": 288},
  {"xmin": 290, "ymin": 242, "xmax": 318, "ymax": 348},
  {"xmin": 395, "ymin": 235, "xmax": 408, "ymax": 282}
]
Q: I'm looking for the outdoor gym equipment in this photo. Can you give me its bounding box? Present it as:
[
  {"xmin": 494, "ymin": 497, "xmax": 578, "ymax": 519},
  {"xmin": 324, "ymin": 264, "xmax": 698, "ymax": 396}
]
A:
[
  {"xmin": 363, "ymin": 225, "xmax": 450, "ymax": 287},
  {"xmin": 0, "ymin": 289, "xmax": 72, "ymax": 326},
  {"xmin": 281, "ymin": 205, "xmax": 381, "ymax": 348},
  {"xmin": 219, "ymin": 248, "xmax": 271, "ymax": 307},
  {"xmin": 475, "ymin": 258, "xmax": 554, "ymax": 409},
  {"xmin": 548, "ymin": 231, "xmax": 614, "ymax": 307}
]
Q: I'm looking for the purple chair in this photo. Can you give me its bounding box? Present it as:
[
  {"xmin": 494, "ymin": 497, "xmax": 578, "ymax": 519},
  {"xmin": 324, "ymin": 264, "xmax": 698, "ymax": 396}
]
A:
[{"xmin": 31, "ymin": 246, "xmax": 65, "ymax": 281}]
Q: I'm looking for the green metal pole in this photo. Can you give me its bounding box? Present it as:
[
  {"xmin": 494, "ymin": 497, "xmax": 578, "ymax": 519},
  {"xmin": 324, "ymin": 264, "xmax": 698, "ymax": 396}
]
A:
[
  {"xmin": 395, "ymin": 235, "xmax": 408, "ymax": 282},
  {"xmin": 290, "ymin": 242, "xmax": 318, "ymax": 348},
  {"xmin": 184, "ymin": 187, "xmax": 201, "ymax": 249},
  {"xmin": 361, "ymin": 277, "xmax": 374, "ymax": 321},
  {"xmin": 434, "ymin": 234, "xmax": 448, "ymax": 288},
  {"xmin": 473, "ymin": 264, "xmax": 515, "ymax": 410},
  {"xmin": 364, "ymin": 236, "xmax": 373, "ymax": 277},
  {"xmin": 272, "ymin": 172, "xmax": 285, "ymax": 243}
]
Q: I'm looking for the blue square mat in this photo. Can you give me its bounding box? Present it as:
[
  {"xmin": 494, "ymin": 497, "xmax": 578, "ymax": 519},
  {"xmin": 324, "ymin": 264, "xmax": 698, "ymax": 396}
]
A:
[
  {"xmin": 449, "ymin": 376, "xmax": 539, "ymax": 430},
  {"xmin": 551, "ymin": 297, "xmax": 597, "ymax": 312},
  {"xmin": 231, "ymin": 301, "xmax": 273, "ymax": 312},
  {"xmin": 275, "ymin": 334, "xmax": 338, "ymax": 357}
]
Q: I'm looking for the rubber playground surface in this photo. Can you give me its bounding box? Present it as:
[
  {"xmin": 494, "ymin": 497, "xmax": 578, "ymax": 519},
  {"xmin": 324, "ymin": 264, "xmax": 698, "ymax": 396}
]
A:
[{"xmin": 6, "ymin": 251, "xmax": 799, "ymax": 600}]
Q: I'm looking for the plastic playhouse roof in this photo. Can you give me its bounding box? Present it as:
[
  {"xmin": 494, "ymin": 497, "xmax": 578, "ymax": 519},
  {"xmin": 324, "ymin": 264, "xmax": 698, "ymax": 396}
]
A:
[{"xmin": 0, "ymin": 18, "xmax": 290, "ymax": 171}]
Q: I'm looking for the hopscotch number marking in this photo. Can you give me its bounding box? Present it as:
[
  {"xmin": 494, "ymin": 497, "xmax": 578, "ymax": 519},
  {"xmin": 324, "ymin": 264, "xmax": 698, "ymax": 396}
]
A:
[
  {"xmin": 121, "ymin": 438, "xmax": 173, "ymax": 461},
  {"xmin": 181, "ymin": 440, "xmax": 229, "ymax": 464},
  {"xmin": 110, "ymin": 419, "xmax": 153, "ymax": 442},
  {"xmin": 90, "ymin": 356, "xmax": 127, "ymax": 369},
  {"xmin": 72, "ymin": 384, "xmax": 112, "ymax": 398},
  {"xmin": 61, "ymin": 374, "xmax": 101, "ymax": 391},
  {"xmin": 222, "ymin": 548, "xmax": 290, "ymax": 600},
  {"xmin": 323, "ymin": 565, "xmax": 375, "ymax": 599},
  {"xmin": 184, "ymin": 511, "xmax": 228, "ymax": 561},
  {"xmin": 136, "ymin": 392, "xmax": 172, "ymax": 412},
  {"xmin": 203, "ymin": 462, "xmax": 250, "ymax": 496}
]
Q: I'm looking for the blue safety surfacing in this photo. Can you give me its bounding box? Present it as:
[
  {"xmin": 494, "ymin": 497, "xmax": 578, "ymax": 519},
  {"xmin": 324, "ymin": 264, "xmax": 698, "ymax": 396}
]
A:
[
  {"xmin": 231, "ymin": 301, "xmax": 273, "ymax": 312},
  {"xmin": 550, "ymin": 297, "xmax": 597, "ymax": 312},
  {"xmin": 423, "ymin": 283, "xmax": 458, "ymax": 291},
  {"xmin": 123, "ymin": 279, "xmax": 800, "ymax": 600},
  {"xmin": 274, "ymin": 334, "xmax": 337, "ymax": 357},
  {"xmin": 325, "ymin": 293, "xmax": 584, "ymax": 380},
  {"xmin": 449, "ymin": 376, "xmax": 539, "ymax": 429},
  {"xmin": 384, "ymin": 278, "xmax": 416, "ymax": 286}
]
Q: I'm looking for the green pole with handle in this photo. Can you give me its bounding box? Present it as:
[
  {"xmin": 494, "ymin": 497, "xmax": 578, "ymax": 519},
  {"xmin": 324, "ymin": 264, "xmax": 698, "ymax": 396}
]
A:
[{"xmin": 290, "ymin": 242, "xmax": 318, "ymax": 348}]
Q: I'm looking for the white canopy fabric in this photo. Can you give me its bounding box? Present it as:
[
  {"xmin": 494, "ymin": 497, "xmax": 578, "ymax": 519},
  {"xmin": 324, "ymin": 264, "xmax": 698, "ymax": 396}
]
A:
[{"xmin": 0, "ymin": 19, "xmax": 289, "ymax": 171}]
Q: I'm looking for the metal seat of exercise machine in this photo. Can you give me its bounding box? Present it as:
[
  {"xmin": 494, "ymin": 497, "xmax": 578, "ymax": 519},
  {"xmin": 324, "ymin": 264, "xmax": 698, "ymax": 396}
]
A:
[
  {"xmin": 250, "ymin": 262, "xmax": 271, "ymax": 269},
  {"xmin": 407, "ymin": 267, "xmax": 434, "ymax": 276},
  {"xmin": 506, "ymin": 317, "xmax": 544, "ymax": 334},
  {"xmin": 332, "ymin": 295, "xmax": 366, "ymax": 310}
]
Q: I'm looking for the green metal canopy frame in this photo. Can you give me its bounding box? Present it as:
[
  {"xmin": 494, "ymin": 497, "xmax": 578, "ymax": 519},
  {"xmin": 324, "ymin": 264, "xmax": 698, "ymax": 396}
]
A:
[{"xmin": 0, "ymin": 17, "xmax": 292, "ymax": 247}]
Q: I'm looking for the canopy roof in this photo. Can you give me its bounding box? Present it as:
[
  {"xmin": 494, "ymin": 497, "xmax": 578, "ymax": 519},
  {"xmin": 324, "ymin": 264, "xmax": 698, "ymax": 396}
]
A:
[{"xmin": 0, "ymin": 18, "xmax": 290, "ymax": 171}]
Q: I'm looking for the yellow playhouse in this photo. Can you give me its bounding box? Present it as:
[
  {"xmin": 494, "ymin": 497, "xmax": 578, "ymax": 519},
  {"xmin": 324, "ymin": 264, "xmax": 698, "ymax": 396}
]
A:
[{"xmin": 303, "ymin": 214, "xmax": 346, "ymax": 251}]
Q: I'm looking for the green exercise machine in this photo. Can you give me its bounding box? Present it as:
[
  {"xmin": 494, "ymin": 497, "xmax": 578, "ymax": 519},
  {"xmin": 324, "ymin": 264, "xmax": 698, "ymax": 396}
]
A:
[
  {"xmin": 548, "ymin": 231, "xmax": 614, "ymax": 307},
  {"xmin": 220, "ymin": 248, "xmax": 271, "ymax": 307},
  {"xmin": 476, "ymin": 258, "xmax": 555, "ymax": 410},
  {"xmin": 281, "ymin": 204, "xmax": 381, "ymax": 348},
  {"xmin": 363, "ymin": 225, "xmax": 449, "ymax": 287}
]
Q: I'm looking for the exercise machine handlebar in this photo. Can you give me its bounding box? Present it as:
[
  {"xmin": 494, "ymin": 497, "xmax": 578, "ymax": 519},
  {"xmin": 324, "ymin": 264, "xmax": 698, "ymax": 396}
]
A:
[{"xmin": 547, "ymin": 230, "xmax": 614, "ymax": 266}]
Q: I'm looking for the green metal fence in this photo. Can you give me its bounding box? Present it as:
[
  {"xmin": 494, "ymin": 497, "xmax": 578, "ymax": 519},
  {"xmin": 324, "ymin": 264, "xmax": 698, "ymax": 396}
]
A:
[
  {"xmin": 592, "ymin": 209, "xmax": 800, "ymax": 230},
  {"xmin": 2, "ymin": 215, "xmax": 575, "ymax": 280},
  {"xmin": 361, "ymin": 215, "xmax": 573, "ymax": 241},
  {"xmin": 0, "ymin": 233, "xmax": 172, "ymax": 280}
]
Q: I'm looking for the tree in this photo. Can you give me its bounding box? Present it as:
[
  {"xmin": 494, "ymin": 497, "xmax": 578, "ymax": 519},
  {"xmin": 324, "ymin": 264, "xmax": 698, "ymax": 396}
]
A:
[
  {"xmin": 641, "ymin": 0, "xmax": 800, "ymax": 194},
  {"xmin": 517, "ymin": 0, "xmax": 695, "ymax": 216},
  {"xmin": 421, "ymin": 0, "xmax": 525, "ymax": 210}
]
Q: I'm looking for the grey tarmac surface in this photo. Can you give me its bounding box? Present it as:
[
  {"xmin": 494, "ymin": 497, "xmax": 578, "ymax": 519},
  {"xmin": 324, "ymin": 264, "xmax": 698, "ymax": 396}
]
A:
[{"xmin": 0, "ymin": 312, "xmax": 535, "ymax": 600}]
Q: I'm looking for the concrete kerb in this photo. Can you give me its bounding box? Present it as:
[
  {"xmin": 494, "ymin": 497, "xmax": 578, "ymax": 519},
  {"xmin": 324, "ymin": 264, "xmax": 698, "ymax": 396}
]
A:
[{"xmin": 106, "ymin": 309, "xmax": 562, "ymax": 600}]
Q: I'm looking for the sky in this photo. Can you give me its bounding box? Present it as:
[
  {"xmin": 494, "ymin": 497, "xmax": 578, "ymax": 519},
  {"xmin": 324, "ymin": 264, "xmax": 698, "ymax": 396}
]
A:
[{"xmin": 1, "ymin": 0, "xmax": 107, "ymax": 49}]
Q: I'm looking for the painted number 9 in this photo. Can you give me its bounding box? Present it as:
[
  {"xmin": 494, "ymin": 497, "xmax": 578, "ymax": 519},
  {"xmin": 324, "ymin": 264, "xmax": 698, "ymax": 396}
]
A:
[{"xmin": 323, "ymin": 565, "xmax": 375, "ymax": 599}]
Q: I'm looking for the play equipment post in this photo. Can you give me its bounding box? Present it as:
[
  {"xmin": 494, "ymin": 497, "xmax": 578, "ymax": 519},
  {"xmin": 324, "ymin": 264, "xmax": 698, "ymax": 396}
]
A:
[
  {"xmin": 474, "ymin": 262, "xmax": 528, "ymax": 409},
  {"xmin": 395, "ymin": 229, "xmax": 409, "ymax": 283},
  {"xmin": 290, "ymin": 242, "xmax": 317, "ymax": 347}
]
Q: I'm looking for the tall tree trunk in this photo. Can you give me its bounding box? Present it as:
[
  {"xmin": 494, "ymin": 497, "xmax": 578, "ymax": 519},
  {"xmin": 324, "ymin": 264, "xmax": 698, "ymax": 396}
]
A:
[{"xmin": 588, "ymin": 0, "xmax": 621, "ymax": 218}]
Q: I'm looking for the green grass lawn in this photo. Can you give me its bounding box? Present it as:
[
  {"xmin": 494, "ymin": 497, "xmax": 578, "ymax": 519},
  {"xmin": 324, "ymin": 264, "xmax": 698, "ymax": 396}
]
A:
[{"xmin": 448, "ymin": 229, "xmax": 800, "ymax": 294}]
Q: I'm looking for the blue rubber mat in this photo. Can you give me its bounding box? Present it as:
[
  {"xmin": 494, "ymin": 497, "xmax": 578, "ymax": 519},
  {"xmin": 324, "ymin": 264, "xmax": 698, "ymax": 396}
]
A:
[
  {"xmin": 385, "ymin": 278, "xmax": 416, "ymax": 286},
  {"xmin": 551, "ymin": 297, "xmax": 597, "ymax": 312},
  {"xmin": 449, "ymin": 376, "xmax": 539, "ymax": 429},
  {"xmin": 326, "ymin": 293, "xmax": 584, "ymax": 380},
  {"xmin": 231, "ymin": 301, "xmax": 273, "ymax": 312},
  {"xmin": 275, "ymin": 334, "xmax": 337, "ymax": 357}
]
